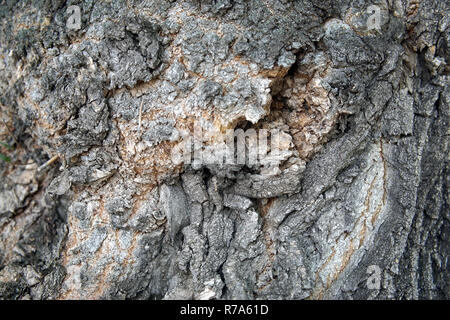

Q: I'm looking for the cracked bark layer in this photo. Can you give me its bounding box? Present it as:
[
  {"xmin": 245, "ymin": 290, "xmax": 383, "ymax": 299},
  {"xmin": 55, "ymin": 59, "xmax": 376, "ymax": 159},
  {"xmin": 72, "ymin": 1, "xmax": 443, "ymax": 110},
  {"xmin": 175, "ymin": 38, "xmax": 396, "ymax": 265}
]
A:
[{"xmin": 0, "ymin": 0, "xmax": 448, "ymax": 300}]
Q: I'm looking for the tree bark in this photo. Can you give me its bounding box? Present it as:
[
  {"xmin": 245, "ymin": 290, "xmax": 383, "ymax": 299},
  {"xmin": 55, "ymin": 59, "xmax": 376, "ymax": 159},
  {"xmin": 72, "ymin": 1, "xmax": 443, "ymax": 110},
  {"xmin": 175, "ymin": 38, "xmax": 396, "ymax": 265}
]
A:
[{"xmin": 0, "ymin": 0, "xmax": 448, "ymax": 299}]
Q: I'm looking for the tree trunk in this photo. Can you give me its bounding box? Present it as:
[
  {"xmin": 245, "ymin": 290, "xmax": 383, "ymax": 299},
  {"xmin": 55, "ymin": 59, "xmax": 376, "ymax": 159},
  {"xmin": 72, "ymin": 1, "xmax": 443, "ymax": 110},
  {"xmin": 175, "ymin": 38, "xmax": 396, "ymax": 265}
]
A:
[{"xmin": 0, "ymin": 0, "xmax": 448, "ymax": 300}]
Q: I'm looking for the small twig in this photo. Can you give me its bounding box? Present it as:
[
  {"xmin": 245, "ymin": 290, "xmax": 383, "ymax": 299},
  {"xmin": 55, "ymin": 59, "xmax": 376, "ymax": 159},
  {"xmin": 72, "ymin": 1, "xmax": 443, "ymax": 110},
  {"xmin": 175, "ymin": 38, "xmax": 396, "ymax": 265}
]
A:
[
  {"xmin": 37, "ymin": 155, "xmax": 59, "ymax": 173},
  {"xmin": 1, "ymin": 119, "xmax": 19, "ymax": 146}
]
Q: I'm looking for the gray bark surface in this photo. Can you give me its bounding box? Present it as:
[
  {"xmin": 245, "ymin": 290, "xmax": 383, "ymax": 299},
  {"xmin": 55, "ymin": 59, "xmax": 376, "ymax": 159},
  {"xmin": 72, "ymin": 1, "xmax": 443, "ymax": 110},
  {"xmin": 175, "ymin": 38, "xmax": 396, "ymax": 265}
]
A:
[{"xmin": 0, "ymin": 0, "xmax": 448, "ymax": 299}]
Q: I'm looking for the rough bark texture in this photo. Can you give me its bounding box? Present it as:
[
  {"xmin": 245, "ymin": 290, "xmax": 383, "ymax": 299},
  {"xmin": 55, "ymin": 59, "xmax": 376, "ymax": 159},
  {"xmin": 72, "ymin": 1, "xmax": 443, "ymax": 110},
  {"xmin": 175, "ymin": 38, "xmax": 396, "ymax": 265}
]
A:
[{"xmin": 0, "ymin": 0, "xmax": 448, "ymax": 300}]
